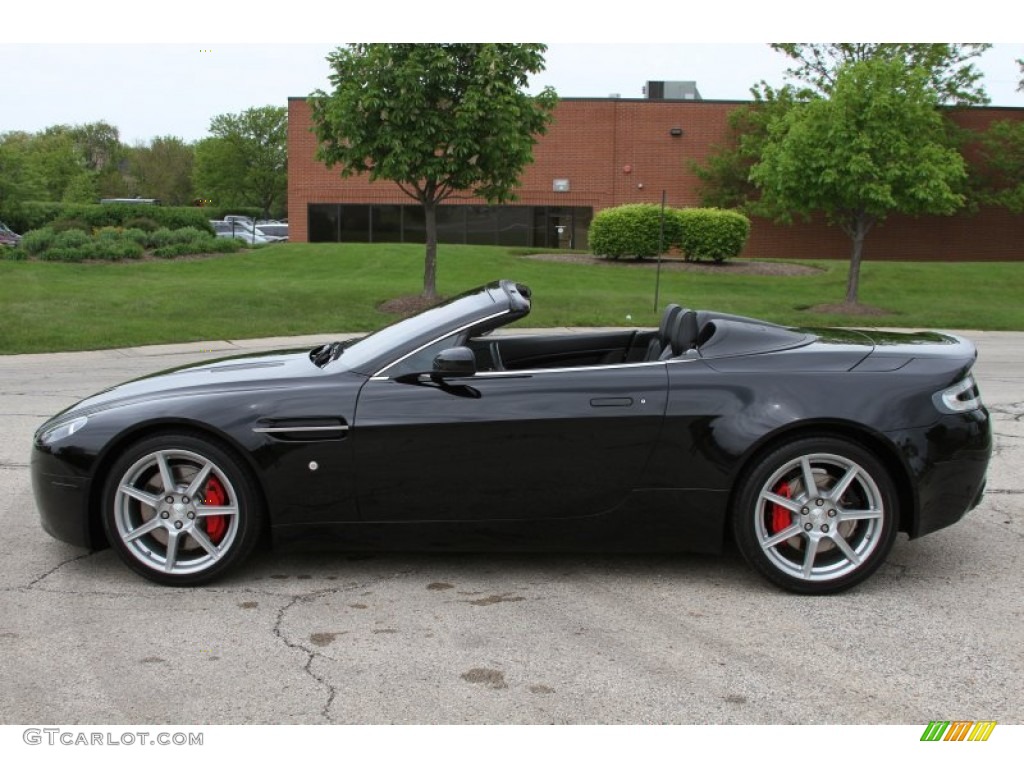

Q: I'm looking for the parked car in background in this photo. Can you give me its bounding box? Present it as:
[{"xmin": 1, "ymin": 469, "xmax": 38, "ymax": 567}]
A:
[
  {"xmin": 0, "ymin": 221, "xmax": 22, "ymax": 247},
  {"xmin": 211, "ymin": 220, "xmax": 270, "ymax": 245},
  {"xmin": 255, "ymin": 223, "xmax": 288, "ymax": 242},
  {"xmin": 223, "ymin": 215, "xmax": 255, "ymax": 227}
]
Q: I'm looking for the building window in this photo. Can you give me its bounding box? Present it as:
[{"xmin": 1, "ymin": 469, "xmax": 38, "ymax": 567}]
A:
[
  {"xmin": 339, "ymin": 205, "xmax": 370, "ymax": 243},
  {"xmin": 308, "ymin": 204, "xmax": 340, "ymax": 242},
  {"xmin": 307, "ymin": 204, "xmax": 592, "ymax": 250}
]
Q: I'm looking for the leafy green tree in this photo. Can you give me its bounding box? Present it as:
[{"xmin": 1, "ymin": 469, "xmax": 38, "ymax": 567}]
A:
[
  {"xmin": 25, "ymin": 128, "xmax": 91, "ymax": 202},
  {"xmin": 770, "ymin": 43, "xmax": 992, "ymax": 105},
  {"xmin": 692, "ymin": 85, "xmax": 801, "ymax": 210},
  {"xmin": 67, "ymin": 121, "xmax": 123, "ymax": 172},
  {"xmin": 61, "ymin": 172, "xmax": 98, "ymax": 204},
  {"xmin": 68, "ymin": 121, "xmax": 129, "ymax": 199},
  {"xmin": 0, "ymin": 138, "xmax": 31, "ymax": 220},
  {"xmin": 972, "ymin": 120, "xmax": 1024, "ymax": 213},
  {"xmin": 131, "ymin": 136, "xmax": 195, "ymax": 205},
  {"xmin": 749, "ymin": 59, "xmax": 966, "ymax": 305},
  {"xmin": 193, "ymin": 106, "xmax": 287, "ymax": 218},
  {"xmin": 694, "ymin": 44, "xmax": 991, "ymax": 210},
  {"xmin": 310, "ymin": 43, "xmax": 557, "ymax": 298}
]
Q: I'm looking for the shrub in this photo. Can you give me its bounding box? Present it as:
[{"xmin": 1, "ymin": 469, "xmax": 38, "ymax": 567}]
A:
[
  {"xmin": 676, "ymin": 208, "xmax": 751, "ymax": 263},
  {"xmin": 95, "ymin": 226, "xmax": 125, "ymax": 243},
  {"xmin": 40, "ymin": 241, "xmax": 103, "ymax": 262},
  {"xmin": 123, "ymin": 228, "xmax": 149, "ymax": 246},
  {"xmin": 50, "ymin": 218, "xmax": 91, "ymax": 234},
  {"xmin": 39, "ymin": 246, "xmax": 83, "ymax": 262},
  {"xmin": 1, "ymin": 245, "xmax": 27, "ymax": 261},
  {"xmin": 7, "ymin": 202, "xmax": 64, "ymax": 233},
  {"xmin": 147, "ymin": 227, "xmax": 175, "ymax": 248},
  {"xmin": 589, "ymin": 204, "xmax": 683, "ymax": 260},
  {"xmin": 125, "ymin": 216, "xmax": 159, "ymax": 232},
  {"xmin": 589, "ymin": 204, "xmax": 750, "ymax": 263},
  {"xmin": 98, "ymin": 239, "xmax": 145, "ymax": 261},
  {"xmin": 207, "ymin": 237, "xmax": 241, "ymax": 253},
  {"xmin": 18, "ymin": 227, "xmax": 57, "ymax": 256},
  {"xmin": 12, "ymin": 202, "xmax": 216, "ymax": 235},
  {"xmin": 153, "ymin": 243, "xmax": 197, "ymax": 258},
  {"xmin": 169, "ymin": 226, "xmax": 209, "ymax": 245},
  {"xmin": 53, "ymin": 229, "xmax": 92, "ymax": 250}
]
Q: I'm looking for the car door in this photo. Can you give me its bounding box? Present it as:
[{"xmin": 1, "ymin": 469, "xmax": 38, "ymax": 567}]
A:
[{"xmin": 351, "ymin": 361, "xmax": 668, "ymax": 522}]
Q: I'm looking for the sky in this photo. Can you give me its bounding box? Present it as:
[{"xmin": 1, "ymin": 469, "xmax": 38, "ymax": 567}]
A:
[{"xmin": 3, "ymin": 4, "xmax": 1022, "ymax": 146}]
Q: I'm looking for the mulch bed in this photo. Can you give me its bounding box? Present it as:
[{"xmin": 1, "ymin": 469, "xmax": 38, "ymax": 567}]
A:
[
  {"xmin": 378, "ymin": 295, "xmax": 445, "ymax": 316},
  {"xmin": 521, "ymin": 252, "xmax": 823, "ymax": 276}
]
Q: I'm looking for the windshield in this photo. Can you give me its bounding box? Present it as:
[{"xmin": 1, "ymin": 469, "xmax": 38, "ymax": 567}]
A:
[{"xmin": 326, "ymin": 282, "xmax": 522, "ymax": 375}]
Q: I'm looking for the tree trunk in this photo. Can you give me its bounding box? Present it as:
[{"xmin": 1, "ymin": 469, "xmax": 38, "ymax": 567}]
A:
[
  {"xmin": 845, "ymin": 215, "xmax": 871, "ymax": 304},
  {"xmin": 422, "ymin": 200, "xmax": 438, "ymax": 299}
]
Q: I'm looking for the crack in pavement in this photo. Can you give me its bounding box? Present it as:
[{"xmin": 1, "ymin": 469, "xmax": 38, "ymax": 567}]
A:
[
  {"xmin": 25, "ymin": 550, "xmax": 99, "ymax": 588},
  {"xmin": 272, "ymin": 588, "xmax": 345, "ymax": 723},
  {"xmin": 271, "ymin": 569, "xmax": 420, "ymax": 723}
]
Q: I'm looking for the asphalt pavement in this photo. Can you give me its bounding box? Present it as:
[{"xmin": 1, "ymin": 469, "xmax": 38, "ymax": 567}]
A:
[{"xmin": 0, "ymin": 330, "xmax": 1021, "ymax": 724}]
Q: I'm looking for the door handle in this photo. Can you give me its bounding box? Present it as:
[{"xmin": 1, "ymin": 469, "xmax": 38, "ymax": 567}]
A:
[{"xmin": 590, "ymin": 397, "xmax": 633, "ymax": 408}]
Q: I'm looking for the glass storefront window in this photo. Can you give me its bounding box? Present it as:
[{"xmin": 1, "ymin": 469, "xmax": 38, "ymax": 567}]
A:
[
  {"xmin": 372, "ymin": 206, "xmax": 403, "ymax": 243},
  {"xmin": 436, "ymin": 206, "xmax": 466, "ymax": 243},
  {"xmin": 497, "ymin": 207, "xmax": 531, "ymax": 247},
  {"xmin": 308, "ymin": 204, "xmax": 592, "ymax": 248},
  {"xmin": 308, "ymin": 204, "xmax": 340, "ymax": 242},
  {"xmin": 403, "ymin": 206, "xmax": 426, "ymax": 244},
  {"xmin": 465, "ymin": 206, "xmax": 498, "ymax": 245},
  {"xmin": 339, "ymin": 205, "xmax": 371, "ymax": 243}
]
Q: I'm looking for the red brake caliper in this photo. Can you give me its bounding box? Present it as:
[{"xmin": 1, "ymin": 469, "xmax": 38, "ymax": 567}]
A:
[
  {"xmin": 769, "ymin": 481, "xmax": 792, "ymax": 535},
  {"xmin": 203, "ymin": 476, "xmax": 228, "ymax": 544}
]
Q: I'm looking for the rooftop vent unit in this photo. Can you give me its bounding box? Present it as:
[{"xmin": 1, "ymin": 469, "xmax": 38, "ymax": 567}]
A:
[{"xmin": 643, "ymin": 81, "xmax": 702, "ymax": 101}]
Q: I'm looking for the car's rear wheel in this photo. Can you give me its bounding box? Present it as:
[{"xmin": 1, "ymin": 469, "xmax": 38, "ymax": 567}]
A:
[
  {"xmin": 102, "ymin": 433, "xmax": 263, "ymax": 586},
  {"xmin": 732, "ymin": 437, "xmax": 898, "ymax": 594}
]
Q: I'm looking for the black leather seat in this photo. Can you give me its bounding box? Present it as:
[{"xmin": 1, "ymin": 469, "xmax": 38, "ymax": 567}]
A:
[
  {"xmin": 659, "ymin": 309, "xmax": 699, "ymax": 359},
  {"xmin": 645, "ymin": 304, "xmax": 682, "ymax": 361}
]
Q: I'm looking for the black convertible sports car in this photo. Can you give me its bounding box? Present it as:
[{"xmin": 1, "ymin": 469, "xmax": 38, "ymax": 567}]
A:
[{"xmin": 32, "ymin": 280, "xmax": 991, "ymax": 593}]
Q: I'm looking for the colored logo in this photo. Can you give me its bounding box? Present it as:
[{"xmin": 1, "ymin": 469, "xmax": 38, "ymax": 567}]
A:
[{"xmin": 921, "ymin": 721, "xmax": 997, "ymax": 742}]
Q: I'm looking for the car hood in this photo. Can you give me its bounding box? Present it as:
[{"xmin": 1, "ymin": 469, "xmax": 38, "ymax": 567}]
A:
[{"xmin": 52, "ymin": 348, "xmax": 341, "ymax": 420}]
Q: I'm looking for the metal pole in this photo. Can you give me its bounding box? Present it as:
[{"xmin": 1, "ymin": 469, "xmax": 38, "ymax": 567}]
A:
[{"xmin": 654, "ymin": 190, "xmax": 666, "ymax": 311}]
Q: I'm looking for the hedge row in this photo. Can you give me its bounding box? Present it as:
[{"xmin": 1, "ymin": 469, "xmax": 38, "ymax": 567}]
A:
[
  {"xmin": 589, "ymin": 204, "xmax": 751, "ymax": 262},
  {"xmin": 6, "ymin": 225, "xmax": 243, "ymax": 262},
  {"xmin": 3, "ymin": 202, "xmax": 261, "ymax": 235}
]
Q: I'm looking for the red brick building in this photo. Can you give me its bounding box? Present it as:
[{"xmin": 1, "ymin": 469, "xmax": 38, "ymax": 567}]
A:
[{"xmin": 287, "ymin": 96, "xmax": 1023, "ymax": 261}]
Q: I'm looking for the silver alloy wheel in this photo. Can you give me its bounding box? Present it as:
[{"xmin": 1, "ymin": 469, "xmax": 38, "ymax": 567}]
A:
[
  {"xmin": 112, "ymin": 448, "xmax": 240, "ymax": 576},
  {"xmin": 754, "ymin": 452, "xmax": 885, "ymax": 583}
]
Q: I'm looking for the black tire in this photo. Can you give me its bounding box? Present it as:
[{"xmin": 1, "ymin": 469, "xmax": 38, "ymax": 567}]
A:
[
  {"xmin": 732, "ymin": 436, "xmax": 899, "ymax": 594},
  {"xmin": 102, "ymin": 433, "xmax": 264, "ymax": 586}
]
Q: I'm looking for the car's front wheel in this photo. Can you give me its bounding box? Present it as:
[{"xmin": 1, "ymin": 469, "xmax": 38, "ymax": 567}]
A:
[
  {"xmin": 102, "ymin": 433, "xmax": 263, "ymax": 586},
  {"xmin": 732, "ymin": 437, "xmax": 899, "ymax": 594}
]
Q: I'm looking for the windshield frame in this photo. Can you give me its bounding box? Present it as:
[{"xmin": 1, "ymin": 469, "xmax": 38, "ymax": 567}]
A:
[{"xmin": 328, "ymin": 280, "xmax": 530, "ymax": 376}]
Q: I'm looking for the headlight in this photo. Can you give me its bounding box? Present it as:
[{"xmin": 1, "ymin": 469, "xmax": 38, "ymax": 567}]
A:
[
  {"xmin": 935, "ymin": 375, "xmax": 982, "ymax": 414},
  {"xmin": 38, "ymin": 416, "xmax": 89, "ymax": 445}
]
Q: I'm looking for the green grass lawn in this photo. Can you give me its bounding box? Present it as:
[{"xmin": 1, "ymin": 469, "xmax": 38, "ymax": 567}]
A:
[{"xmin": 1, "ymin": 243, "xmax": 1022, "ymax": 354}]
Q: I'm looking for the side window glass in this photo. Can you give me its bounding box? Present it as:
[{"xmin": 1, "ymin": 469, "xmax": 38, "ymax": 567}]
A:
[{"xmin": 379, "ymin": 334, "xmax": 459, "ymax": 378}]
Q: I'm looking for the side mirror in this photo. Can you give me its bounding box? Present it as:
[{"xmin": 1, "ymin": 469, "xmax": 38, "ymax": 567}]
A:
[{"xmin": 431, "ymin": 346, "xmax": 477, "ymax": 379}]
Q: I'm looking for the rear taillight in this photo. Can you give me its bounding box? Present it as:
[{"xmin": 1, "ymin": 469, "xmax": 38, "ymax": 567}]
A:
[{"xmin": 935, "ymin": 374, "xmax": 982, "ymax": 414}]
